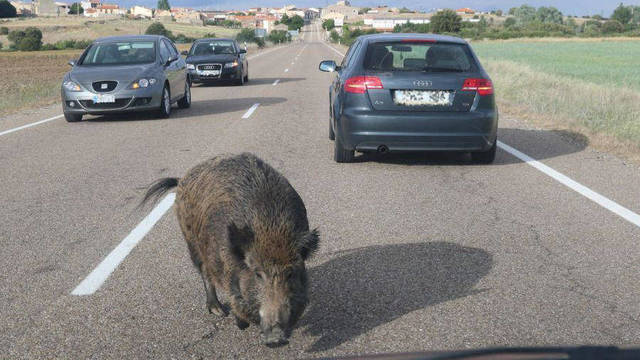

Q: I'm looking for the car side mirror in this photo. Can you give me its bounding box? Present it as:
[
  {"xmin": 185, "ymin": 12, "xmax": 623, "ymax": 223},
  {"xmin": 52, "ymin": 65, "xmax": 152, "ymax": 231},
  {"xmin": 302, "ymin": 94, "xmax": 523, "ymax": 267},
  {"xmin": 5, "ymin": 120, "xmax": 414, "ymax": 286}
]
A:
[
  {"xmin": 165, "ymin": 56, "xmax": 178, "ymax": 66},
  {"xmin": 68, "ymin": 59, "xmax": 76, "ymax": 66},
  {"xmin": 319, "ymin": 60, "xmax": 339, "ymax": 72},
  {"xmin": 181, "ymin": 50, "xmax": 188, "ymax": 56},
  {"xmin": 239, "ymin": 49, "xmax": 247, "ymax": 54}
]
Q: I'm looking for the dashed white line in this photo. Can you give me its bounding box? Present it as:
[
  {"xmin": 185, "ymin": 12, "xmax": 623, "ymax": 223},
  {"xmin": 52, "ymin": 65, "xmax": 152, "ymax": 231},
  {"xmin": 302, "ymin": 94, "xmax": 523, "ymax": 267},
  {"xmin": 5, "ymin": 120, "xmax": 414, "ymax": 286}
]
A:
[
  {"xmin": 272, "ymin": 79, "xmax": 280, "ymax": 86},
  {"xmin": 497, "ymin": 141, "xmax": 640, "ymax": 228},
  {"xmin": 242, "ymin": 103, "xmax": 260, "ymax": 119},
  {"xmin": 323, "ymin": 44, "xmax": 640, "ymax": 229},
  {"xmin": 71, "ymin": 192, "xmax": 176, "ymax": 295},
  {"xmin": 0, "ymin": 114, "xmax": 63, "ymax": 137}
]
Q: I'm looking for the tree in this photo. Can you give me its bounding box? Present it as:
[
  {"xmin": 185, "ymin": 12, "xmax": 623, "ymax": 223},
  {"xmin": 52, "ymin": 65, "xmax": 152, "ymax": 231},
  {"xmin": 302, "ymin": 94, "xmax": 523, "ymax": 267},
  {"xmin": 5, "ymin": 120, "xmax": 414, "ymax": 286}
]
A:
[
  {"xmin": 602, "ymin": 19, "xmax": 625, "ymax": 33},
  {"xmin": 513, "ymin": 4, "xmax": 537, "ymax": 23},
  {"xmin": 0, "ymin": 0, "xmax": 17, "ymax": 18},
  {"xmin": 503, "ymin": 17, "xmax": 516, "ymax": 28},
  {"xmin": 17, "ymin": 36, "xmax": 41, "ymax": 51},
  {"xmin": 322, "ymin": 18, "xmax": 335, "ymax": 30},
  {"xmin": 157, "ymin": 0, "xmax": 170, "ymax": 11},
  {"xmin": 280, "ymin": 13, "xmax": 289, "ymax": 24},
  {"xmin": 329, "ymin": 29, "xmax": 340, "ymax": 42},
  {"xmin": 69, "ymin": 2, "xmax": 83, "ymax": 15},
  {"xmin": 0, "ymin": 26, "xmax": 8, "ymax": 35},
  {"xmin": 536, "ymin": 6, "xmax": 563, "ymax": 24},
  {"xmin": 287, "ymin": 15, "xmax": 304, "ymax": 31},
  {"xmin": 430, "ymin": 9, "xmax": 461, "ymax": 33},
  {"xmin": 267, "ymin": 29, "xmax": 291, "ymax": 43},
  {"xmin": 145, "ymin": 22, "xmax": 173, "ymax": 38},
  {"xmin": 8, "ymin": 27, "xmax": 42, "ymax": 51},
  {"xmin": 611, "ymin": 3, "xmax": 632, "ymax": 24},
  {"xmin": 496, "ymin": 10, "xmax": 503, "ymax": 16}
]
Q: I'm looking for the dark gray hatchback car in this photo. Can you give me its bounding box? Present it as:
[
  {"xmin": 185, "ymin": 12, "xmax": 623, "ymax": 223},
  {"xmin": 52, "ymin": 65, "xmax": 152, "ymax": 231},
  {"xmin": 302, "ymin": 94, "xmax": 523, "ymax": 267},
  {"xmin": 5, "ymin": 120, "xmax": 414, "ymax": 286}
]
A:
[{"xmin": 319, "ymin": 33, "xmax": 498, "ymax": 163}]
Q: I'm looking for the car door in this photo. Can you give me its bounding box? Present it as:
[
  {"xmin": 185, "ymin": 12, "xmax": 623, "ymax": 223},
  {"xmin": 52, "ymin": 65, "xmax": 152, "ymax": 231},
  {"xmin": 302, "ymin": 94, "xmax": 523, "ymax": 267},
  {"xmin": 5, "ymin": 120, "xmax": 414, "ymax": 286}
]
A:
[
  {"xmin": 235, "ymin": 41, "xmax": 247, "ymax": 77},
  {"xmin": 160, "ymin": 39, "xmax": 180, "ymax": 100},
  {"xmin": 167, "ymin": 40, "xmax": 187, "ymax": 87}
]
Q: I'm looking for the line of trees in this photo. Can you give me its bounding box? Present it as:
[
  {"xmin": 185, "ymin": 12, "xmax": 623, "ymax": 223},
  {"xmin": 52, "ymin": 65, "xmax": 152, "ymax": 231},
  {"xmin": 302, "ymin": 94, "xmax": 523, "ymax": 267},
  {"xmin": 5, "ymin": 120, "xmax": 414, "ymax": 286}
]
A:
[{"xmin": 277, "ymin": 14, "xmax": 305, "ymax": 31}]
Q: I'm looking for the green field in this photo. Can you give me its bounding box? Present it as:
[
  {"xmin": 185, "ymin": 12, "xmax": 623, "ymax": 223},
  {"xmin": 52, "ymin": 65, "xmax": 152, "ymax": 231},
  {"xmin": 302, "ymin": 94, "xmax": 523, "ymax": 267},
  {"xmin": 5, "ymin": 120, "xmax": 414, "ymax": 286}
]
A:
[
  {"xmin": 469, "ymin": 39, "xmax": 640, "ymax": 159},
  {"xmin": 472, "ymin": 39, "xmax": 640, "ymax": 92}
]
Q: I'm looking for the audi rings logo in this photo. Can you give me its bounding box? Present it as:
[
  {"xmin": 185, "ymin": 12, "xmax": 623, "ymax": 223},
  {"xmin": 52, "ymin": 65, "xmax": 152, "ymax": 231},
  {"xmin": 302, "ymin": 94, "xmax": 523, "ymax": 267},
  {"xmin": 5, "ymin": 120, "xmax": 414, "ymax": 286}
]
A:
[{"xmin": 413, "ymin": 80, "xmax": 432, "ymax": 87}]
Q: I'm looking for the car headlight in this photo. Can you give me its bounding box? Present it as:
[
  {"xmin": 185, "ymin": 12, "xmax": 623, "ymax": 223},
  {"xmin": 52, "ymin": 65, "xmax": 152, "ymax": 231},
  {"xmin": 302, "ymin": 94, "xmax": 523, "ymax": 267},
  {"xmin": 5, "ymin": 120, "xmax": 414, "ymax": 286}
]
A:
[
  {"xmin": 187, "ymin": 64, "xmax": 195, "ymax": 70},
  {"xmin": 225, "ymin": 61, "xmax": 239, "ymax": 68},
  {"xmin": 130, "ymin": 78, "xmax": 156, "ymax": 89},
  {"xmin": 63, "ymin": 81, "xmax": 82, "ymax": 92}
]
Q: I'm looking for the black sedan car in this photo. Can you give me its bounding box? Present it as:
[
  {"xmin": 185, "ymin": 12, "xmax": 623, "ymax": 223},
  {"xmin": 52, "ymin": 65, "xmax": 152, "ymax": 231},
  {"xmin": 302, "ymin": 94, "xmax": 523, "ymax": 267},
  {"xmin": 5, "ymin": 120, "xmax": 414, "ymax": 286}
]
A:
[
  {"xmin": 319, "ymin": 33, "xmax": 498, "ymax": 163},
  {"xmin": 183, "ymin": 38, "xmax": 249, "ymax": 85}
]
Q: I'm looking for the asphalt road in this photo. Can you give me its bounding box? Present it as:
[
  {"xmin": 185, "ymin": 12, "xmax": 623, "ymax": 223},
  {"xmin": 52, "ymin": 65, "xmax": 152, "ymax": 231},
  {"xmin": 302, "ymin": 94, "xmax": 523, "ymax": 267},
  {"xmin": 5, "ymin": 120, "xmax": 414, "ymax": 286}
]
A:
[{"xmin": 1, "ymin": 22, "xmax": 640, "ymax": 359}]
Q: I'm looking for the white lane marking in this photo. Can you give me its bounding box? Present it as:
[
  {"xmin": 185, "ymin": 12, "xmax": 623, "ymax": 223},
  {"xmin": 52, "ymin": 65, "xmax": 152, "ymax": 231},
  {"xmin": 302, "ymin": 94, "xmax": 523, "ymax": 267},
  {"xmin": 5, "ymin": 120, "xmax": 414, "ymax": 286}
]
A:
[
  {"xmin": 322, "ymin": 45, "xmax": 640, "ymax": 229},
  {"xmin": 272, "ymin": 79, "xmax": 280, "ymax": 86},
  {"xmin": 71, "ymin": 192, "xmax": 176, "ymax": 295},
  {"xmin": 0, "ymin": 114, "xmax": 63, "ymax": 137},
  {"xmin": 498, "ymin": 141, "xmax": 640, "ymax": 228},
  {"xmin": 242, "ymin": 103, "xmax": 260, "ymax": 119},
  {"xmin": 284, "ymin": 68, "xmax": 289, "ymax": 73}
]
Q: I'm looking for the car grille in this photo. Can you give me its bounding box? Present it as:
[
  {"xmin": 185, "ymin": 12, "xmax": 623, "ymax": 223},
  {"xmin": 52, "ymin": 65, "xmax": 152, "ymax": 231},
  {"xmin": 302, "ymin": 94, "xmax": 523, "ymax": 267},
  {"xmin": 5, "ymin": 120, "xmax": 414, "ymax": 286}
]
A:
[
  {"xmin": 79, "ymin": 98, "xmax": 132, "ymax": 110},
  {"xmin": 92, "ymin": 81, "xmax": 118, "ymax": 92},
  {"xmin": 197, "ymin": 63, "xmax": 222, "ymax": 71}
]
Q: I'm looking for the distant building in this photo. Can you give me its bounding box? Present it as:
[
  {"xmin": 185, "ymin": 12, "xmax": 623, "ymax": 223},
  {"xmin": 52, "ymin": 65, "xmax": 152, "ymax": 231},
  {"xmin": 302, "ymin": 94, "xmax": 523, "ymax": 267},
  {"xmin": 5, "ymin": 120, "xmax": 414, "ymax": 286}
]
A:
[
  {"xmin": 9, "ymin": 1, "xmax": 34, "ymax": 15},
  {"xmin": 154, "ymin": 9, "xmax": 172, "ymax": 21},
  {"xmin": 367, "ymin": 17, "xmax": 430, "ymax": 31},
  {"xmin": 456, "ymin": 8, "xmax": 475, "ymax": 15},
  {"xmin": 130, "ymin": 5, "xmax": 152, "ymax": 18},
  {"xmin": 174, "ymin": 9, "xmax": 203, "ymax": 25},
  {"xmin": 33, "ymin": 0, "xmax": 62, "ymax": 16},
  {"xmin": 321, "ymin": 0, "xmax": 359, "ymax": 21},
  {"xmin": 95, "ymin": 3, "xmax": 125, "ymax": 16}
]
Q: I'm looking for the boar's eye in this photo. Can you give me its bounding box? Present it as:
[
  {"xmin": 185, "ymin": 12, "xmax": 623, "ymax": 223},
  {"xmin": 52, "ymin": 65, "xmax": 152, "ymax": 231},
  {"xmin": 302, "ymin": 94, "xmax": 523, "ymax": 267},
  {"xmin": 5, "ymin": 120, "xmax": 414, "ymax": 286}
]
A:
[{"xmin": 255, "ymin": 271, "xmax": 264, "ymax": 280}]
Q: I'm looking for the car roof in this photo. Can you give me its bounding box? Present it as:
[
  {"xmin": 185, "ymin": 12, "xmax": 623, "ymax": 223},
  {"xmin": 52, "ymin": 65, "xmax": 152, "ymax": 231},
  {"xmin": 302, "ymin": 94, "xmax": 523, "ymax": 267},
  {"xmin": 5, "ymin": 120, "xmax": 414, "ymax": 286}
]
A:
[
  {"xmin": 94, "ymin": 35, "xmax": 166, "ymax": 43},
  {"xmin": 194, "ymin": 38, "xmax": 235, "ymax": 43},
  {"xmin": 359, "ymin": 33, "xmax": 468, "ymax": 45}
]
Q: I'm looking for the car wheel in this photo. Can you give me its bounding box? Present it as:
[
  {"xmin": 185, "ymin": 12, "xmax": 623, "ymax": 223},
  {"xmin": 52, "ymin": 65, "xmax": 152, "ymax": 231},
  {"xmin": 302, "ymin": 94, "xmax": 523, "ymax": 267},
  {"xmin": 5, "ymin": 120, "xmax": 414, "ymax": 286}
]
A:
[
  {"xmin": 64, "ymin": 113, "xmax": 82, "ymax": 122},
  {"xmin": 178, "ymin": 81, "xmax": 191, "ymax": 109},
  {"xmin": 334, "ymin": 134, "xmax": 354, "ymax": 163},
  {"xmin": 244, "ymin": 67, "xmax": 249, "ymax": 82},
  {"xmin": 329, "ymin": 104, "xmax": 335, "ymax": 140},
  {"xmin": 471, "ymin": 141, "xmax": 497, "ymax": 164},
  {"xmin": 158, "ymin": 85, "xmax": 171, "ymax": 118},
  {"xmin": 236, "ymin": 73, "xmax": 245, "ymax": 86}
]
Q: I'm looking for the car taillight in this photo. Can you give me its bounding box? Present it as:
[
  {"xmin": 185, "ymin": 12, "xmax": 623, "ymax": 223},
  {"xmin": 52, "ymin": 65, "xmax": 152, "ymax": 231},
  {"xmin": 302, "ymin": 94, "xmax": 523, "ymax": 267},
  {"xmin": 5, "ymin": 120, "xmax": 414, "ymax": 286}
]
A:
[
  {"xmin": 345, "ymin": 76, "xmax": 383, "ymax": 94},
  {"xmin": 462, "ymin": 78, "xmax": 493, "ymax": 96}
]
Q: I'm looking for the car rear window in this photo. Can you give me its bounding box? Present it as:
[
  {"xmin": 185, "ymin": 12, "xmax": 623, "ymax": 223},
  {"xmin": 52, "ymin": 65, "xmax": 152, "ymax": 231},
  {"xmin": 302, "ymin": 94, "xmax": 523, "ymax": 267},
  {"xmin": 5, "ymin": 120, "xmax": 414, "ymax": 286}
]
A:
[
  {"xmin": 364, "ymin": 41, "xmax": 476, "ymax": 72},
  {"xmin": 79, "ymin": 41, "xmax": 156, "ymax": 66}
]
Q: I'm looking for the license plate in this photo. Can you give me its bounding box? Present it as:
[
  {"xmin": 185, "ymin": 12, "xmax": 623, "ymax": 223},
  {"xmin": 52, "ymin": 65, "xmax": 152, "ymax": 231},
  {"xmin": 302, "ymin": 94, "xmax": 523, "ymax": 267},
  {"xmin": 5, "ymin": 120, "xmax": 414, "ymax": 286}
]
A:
[
  {"xmin": 92, "ymin": 94, "xmax": 115, "ymax": 103},
  {"xmin": 394, "ymin": 90, "xmax": 453, "ymax": 106},
  {"xmin": 199, "ymin": 70, "xmax": 220, "ymax": 76}
]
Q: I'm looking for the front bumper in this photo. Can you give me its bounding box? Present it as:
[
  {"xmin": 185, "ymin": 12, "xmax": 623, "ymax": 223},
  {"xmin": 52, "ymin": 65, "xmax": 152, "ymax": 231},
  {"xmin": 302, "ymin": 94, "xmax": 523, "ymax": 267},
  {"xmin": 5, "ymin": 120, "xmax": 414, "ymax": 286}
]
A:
[
  {"xmin": 338, "ymin": 108, "xmax": 498, "ymax": 152},
  {"xmin": 61, "ymin": 85, "xmax": 163, "ymax": 115},
  {"xmin": 188, "ymin": 67, "xmax": 241, "ymax": 83}
]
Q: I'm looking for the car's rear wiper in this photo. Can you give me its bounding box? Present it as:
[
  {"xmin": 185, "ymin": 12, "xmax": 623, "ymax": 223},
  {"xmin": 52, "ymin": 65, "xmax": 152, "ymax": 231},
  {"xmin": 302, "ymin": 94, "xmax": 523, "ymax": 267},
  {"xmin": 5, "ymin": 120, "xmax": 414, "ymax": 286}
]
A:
[{"xmin": 423, "ymin": 67, "xmax": 465, "ymax": 73}]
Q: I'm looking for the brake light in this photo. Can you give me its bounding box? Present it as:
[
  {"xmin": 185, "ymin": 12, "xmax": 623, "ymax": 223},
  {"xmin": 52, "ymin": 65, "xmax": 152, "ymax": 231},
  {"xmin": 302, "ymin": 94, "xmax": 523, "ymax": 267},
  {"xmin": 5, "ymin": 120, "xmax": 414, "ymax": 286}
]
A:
[
  {"xmin": 402, "ymin": 39, "xmax": 437, "ymax": 43},
  {"xmin": 345, "ymin": 76, "xmax": 383, "ymax": 94},
  {"xmin": 462, "ymin": 78, "xmax": 493, "ymax": 96}
]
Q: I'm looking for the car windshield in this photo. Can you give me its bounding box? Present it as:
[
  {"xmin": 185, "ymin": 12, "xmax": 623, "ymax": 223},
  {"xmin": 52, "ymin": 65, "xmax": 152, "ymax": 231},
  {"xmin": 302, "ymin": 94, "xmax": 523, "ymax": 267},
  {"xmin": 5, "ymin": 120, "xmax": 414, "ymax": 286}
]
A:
[
  {"xmin": 79, "ymin": 41, "xmax": 156, "ymax": 66},
  {"xmin": 190, "ymin": 40, "xmax": 236, "ymax": 56},
  {"xmin": 364, "ymin": 41, "xmax": 475, "ymax": 72}
]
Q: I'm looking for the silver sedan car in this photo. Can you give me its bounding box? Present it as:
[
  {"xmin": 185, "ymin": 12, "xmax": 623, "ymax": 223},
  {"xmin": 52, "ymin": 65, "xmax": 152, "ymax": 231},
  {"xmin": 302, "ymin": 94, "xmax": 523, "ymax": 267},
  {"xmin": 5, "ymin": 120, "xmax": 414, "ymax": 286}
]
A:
[{"xmin": 61, "ymin": 35, "xmax": 190, "ymax": 122}]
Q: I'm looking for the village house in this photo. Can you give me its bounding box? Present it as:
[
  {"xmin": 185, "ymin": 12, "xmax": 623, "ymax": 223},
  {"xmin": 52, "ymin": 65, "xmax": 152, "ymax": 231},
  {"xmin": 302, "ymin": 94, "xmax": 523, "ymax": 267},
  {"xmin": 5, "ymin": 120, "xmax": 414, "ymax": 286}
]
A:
[
  {"xmin": 321, "ymin": 0, "xmax": 359, "ymax": 21},
  {"xmin": 9, "ymin": 1, "xmax": 34, "ymax": 15},
  {"xmin": 456, "ymin": 8, "xmax": 475, "ymax": 16},
  {"xmin": 129, "ymin": 5, "xmax": 152, "ymax": 18}
]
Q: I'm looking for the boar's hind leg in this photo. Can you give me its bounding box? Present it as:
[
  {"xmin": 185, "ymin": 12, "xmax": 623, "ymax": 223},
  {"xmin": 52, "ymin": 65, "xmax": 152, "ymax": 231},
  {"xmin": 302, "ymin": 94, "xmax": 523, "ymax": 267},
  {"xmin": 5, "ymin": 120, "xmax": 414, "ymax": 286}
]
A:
[{"xmin": 201, "ymin": 272, "xmax": 228, "ymax": 317}]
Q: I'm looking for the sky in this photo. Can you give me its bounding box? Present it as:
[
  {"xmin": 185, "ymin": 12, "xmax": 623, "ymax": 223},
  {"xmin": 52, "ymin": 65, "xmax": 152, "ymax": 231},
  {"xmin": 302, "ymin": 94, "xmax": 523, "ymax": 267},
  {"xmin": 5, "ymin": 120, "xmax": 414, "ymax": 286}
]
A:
[{"xmin": 114, "ymin": 0, "xmax": 640, "ymax": 17}]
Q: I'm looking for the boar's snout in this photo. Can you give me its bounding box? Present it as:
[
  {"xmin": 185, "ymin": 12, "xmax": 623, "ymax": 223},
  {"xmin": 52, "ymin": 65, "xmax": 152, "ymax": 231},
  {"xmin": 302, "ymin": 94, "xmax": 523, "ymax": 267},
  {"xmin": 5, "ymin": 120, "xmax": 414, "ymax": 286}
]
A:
[{"xmin": 261, "ymin": 327, "xmax": 289, "ymax": 347}]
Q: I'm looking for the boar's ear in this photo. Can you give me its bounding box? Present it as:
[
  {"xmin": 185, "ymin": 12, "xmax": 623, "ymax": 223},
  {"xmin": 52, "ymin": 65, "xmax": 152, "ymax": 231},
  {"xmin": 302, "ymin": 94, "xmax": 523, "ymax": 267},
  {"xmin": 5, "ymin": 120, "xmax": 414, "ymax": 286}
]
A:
[
  {"xmin": 298, "ymin": 229, "xmax": 319, "ymax": 261},
  {"xmin": 227, "ymin": 222, "xmax": 253, "ymax": 262}
]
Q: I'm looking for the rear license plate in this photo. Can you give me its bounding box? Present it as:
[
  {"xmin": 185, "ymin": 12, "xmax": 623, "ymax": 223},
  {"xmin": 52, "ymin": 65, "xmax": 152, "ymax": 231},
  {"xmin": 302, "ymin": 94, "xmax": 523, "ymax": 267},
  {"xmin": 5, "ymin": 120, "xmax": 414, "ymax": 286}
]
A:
[
  {"xmin": 92, "ymin": 94, "xmax": 115, "ymax": 104},
  {"xmin": 199, "ymin": 70, "xmax": 221, "ymax": 76},
  {"xmin": 393, "ymin": 90, "xmax": 453, "ymax": 106}
]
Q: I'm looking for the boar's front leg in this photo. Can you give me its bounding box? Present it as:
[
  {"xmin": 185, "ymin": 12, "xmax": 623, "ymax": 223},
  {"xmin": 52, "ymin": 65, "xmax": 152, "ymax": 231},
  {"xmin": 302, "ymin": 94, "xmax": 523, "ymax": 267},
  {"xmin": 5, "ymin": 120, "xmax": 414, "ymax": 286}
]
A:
[
  {"xmin": 200, "ymin": 271, "xmax": 227, "ymax": 317},
  {"xmin": 235, "ymin": 316, "xmax": 249, "ymax": 330}
]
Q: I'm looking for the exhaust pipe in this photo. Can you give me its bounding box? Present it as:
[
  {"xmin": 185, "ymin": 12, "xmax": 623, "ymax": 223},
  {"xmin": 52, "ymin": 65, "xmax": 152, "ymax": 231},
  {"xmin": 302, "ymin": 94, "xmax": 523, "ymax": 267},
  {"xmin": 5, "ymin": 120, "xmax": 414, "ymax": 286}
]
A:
[{"xmin": 377, "ymin": 145, "xmax": 389, "ymax": 154}]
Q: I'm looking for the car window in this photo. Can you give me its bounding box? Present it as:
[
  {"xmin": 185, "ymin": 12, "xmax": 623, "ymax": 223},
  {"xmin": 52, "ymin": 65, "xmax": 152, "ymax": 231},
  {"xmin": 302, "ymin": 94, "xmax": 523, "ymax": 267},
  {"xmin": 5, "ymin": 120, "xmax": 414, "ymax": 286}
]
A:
[
  {"xmin": 164, "ymin": 39, "xmax": 178, "ymax": 58},
  {"xmin": 159, "ymin": 40, "xmax": 171, "ymax": 63},
  {"xmin": 363, "ymin": 41, "xmax": 475, "ymax": 72},
  {"xmin": 340, "ymin": 41, "xmax": 359, "ymax": 68},
  {"xmin": 79, "ymin": 41, "xmax": 156, "ymax": 66},
  {"xmin": 346, "ymin": 41, "xmax": 362, "ymax": 68},
  {"xmin": 190, "ymin": 40, "xmax": 236, "ymax": 56}
]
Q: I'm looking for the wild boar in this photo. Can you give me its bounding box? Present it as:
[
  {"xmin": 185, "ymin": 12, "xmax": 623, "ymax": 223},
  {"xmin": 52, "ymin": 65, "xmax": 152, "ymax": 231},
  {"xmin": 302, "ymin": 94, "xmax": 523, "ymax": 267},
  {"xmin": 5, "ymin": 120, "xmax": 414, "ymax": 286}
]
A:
[{"xmin": 141, "ymin": 153, "xmax": 319, "ymax": 347}]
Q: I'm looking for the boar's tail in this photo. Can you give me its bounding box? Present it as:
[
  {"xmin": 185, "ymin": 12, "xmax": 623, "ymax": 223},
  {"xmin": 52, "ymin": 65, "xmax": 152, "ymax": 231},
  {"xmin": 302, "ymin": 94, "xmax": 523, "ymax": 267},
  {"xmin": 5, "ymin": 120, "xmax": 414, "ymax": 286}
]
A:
[{"xmin": 139, "ymin": 177, "xmax": 179, "ymax": 209}]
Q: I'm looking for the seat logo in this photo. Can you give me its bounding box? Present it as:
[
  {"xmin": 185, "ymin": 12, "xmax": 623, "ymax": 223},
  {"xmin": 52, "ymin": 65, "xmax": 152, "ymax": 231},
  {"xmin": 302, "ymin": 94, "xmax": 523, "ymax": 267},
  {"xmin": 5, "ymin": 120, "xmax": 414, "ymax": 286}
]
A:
[{"xmin": 413, "ymin": 80, "xmax": 432, "ymax": 87}]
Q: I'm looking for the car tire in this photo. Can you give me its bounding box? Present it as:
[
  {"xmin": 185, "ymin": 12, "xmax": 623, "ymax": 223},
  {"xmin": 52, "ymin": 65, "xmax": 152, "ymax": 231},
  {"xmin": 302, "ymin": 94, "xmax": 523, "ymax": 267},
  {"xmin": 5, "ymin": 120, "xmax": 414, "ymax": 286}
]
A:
[
  {"xmin": 329, "ymin": 105, "xmax": 335, "ymax": 140},
  {"xmin": 471, "ymin": 141, "xmax": 497, "ymax": 164},
  {"xmin": 236, "ymin": 71, "xmax": 245, "ymax": 86},
  {"xmin": 158, "ymin": 85, "xmax": 171, "ymax": 118},
  {"xmin": 334, "ymin": 134, "xmax": 354, "ymax": 163},
  {"xmin": 178, "ymin": 81, "xmax": 191, "ymax": 109},
  {"xmin": 244, "ymin": 67, "xmax": 249, "ymax": 83},
  {"xmin": 64, "ymin": 113, "xmax": 82, "ymax": 122}
]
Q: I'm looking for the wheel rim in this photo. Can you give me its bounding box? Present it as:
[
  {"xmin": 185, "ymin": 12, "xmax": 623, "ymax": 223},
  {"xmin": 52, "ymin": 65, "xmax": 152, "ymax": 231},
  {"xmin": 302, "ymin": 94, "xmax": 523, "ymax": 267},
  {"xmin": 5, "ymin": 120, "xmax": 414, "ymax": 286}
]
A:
[{"xmin": 163, "ymin": 88, "xmax": 170, "ymax": 113}]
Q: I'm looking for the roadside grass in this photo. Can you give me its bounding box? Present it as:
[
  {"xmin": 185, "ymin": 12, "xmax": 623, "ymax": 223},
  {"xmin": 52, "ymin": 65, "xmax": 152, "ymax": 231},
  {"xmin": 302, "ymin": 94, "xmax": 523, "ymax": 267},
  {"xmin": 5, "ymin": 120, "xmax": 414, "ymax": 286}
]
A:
[
  {"xmin": 472, "ymin": 39, "xmax": 640, "ymax": 163},
  {"xmin": 0, "ymin": 50, "xmax": 81, "ymax": 116}
]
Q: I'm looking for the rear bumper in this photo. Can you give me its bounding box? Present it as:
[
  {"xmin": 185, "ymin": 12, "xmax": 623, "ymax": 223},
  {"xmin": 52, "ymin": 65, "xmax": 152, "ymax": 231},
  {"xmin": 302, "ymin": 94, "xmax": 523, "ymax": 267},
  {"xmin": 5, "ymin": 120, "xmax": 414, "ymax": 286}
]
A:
[{"xmin": 338, "ymin": 108, "xmax": 498, "ymax": 152}]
